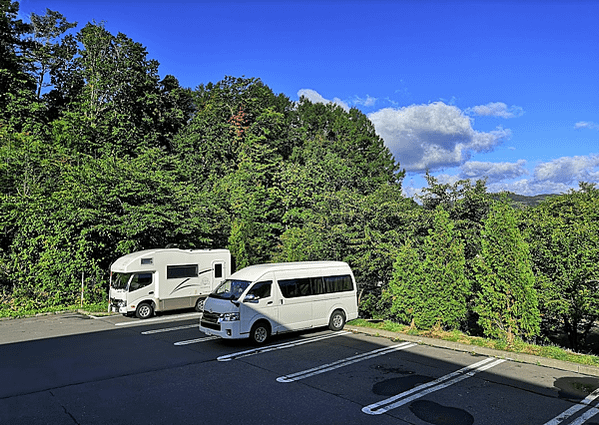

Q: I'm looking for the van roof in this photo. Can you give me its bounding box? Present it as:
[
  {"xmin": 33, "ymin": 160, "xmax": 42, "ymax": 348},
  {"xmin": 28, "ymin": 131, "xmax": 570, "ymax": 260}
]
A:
[{"xmin": 230, "ymin": 261, "xmax": 350, "ymax": 281}]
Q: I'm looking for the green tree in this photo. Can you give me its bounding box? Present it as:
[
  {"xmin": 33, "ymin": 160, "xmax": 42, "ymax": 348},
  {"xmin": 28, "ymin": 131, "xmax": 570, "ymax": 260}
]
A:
[
  {"xmin": 225, "ymin": 108, "xmax": 286, "ymax": 268},
  {"xmin": 25, "ymin": 9, "xmax": 78, "ymax": 100},
  {"xmin": 475, "ymin": 200, "xmax": 540, "ymax": 343},
  {"xmin": 525, "ymin": 184, "xmax": 599, "ymax": 351},
  {"xmin": 387, "ymin": 206, "xmax": 469, "ymax": 330},
  {"xmin": 0, "ymin": 0, "xmax": 37, "ymax": 131},
  {"xmin": 56, "ymin": 22, "xmax": 190, "ymax": 157}
]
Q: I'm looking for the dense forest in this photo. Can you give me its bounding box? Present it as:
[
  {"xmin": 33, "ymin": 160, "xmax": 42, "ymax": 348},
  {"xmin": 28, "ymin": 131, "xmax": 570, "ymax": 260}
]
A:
[{"xmin": 2, "ymin": 1, "xmax": 599, "ymax": 352}]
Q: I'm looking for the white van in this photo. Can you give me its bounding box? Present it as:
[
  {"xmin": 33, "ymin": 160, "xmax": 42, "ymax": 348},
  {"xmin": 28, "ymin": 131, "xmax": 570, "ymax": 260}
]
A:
[
  {"xmin": 199, "ymin": 261, "xmax": 358, "ymax": 344},
  {"xmin": 109, "ymin": 248, "xmax": 231, "ymax": 319}
]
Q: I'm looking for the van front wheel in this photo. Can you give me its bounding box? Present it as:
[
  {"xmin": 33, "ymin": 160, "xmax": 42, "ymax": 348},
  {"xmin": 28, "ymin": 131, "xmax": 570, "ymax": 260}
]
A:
[
  {"xmin": 135, "ymin": 303, "xmax": 154, "ymax": 319},
  {"xmin": 250, "ymin": 322, "xmax": 270, "ymax": 345},
  {"xmin": 329, "ymin": 310, "xmax": 346, "ymax": 331}
]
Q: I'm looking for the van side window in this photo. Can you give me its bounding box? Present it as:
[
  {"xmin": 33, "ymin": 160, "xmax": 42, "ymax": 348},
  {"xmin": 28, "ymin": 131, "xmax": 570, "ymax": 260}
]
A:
[
  {"xmin": 279, "ymin": 275, "xmax": 353, "ymax": 298},
  {"xmin": 214, "ymin": 263, "xmax": 223, "ymax": 279},
  {"xmin": 248, "ymin": 281, "xmax": 272, "ymax": 299},
  {"xmin": 278, "ymin": 279, "xmax": 299, "ymax": 298},
  {"xmin": 324, "ymin": 275, "xmax": 353, "ymax": 293},
  {"xmin": 311, "ymin": 277, "xmax": 325, "ymax": 295},
  {"xmin": 167, "ymin": 264, "xmax": 198, "ymax": 279},
  {"xmin": 129, "ymin": 273, "xmax": 153, "ymax": 291}
]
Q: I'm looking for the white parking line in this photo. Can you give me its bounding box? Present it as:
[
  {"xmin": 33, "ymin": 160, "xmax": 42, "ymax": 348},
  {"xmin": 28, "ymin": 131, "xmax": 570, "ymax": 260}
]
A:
[
  {"xmin": 570, "ymin": 406, "xmax": 599, "ymax": 425},
  {"xmin": 217, "ymin": 331, "xmax": 351, "ymax": 362},
  {"xmin": 174, "ymin": 336, "xmax": 220, "ymax": 345},
  {"xmin": 543, "ymin": 388, "xmax": 599, "ymax": 425},
  {"xmin": 277, "ymin": 342, "xmax": 417, "ymax": 383},
  {"xmin": 114, "ymin": 312, "xmax": 202, "ymax": 327},
  {"xmin": 362, "ymin": 357, "xmax": 505, "ymax": 415},
  {"xmin": 141, "ymin": 324, "xmax": 199, "ymax": 334}
]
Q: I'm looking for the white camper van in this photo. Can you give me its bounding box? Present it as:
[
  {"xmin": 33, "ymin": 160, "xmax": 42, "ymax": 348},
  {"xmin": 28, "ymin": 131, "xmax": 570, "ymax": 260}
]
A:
[
  {"xmin": 109, "ymin": 248, "xmax": 231, "ymax": 319},
  {"xmin": 200, "ymin": 261, "xmax": 358, "ymax": 344}
]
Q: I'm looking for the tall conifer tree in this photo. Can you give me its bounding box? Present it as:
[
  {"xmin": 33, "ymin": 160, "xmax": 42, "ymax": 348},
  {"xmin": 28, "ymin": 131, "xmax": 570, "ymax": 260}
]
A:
[{"xmin": 475, "ymin": 201, "xmax": 540, "ymax": 343}]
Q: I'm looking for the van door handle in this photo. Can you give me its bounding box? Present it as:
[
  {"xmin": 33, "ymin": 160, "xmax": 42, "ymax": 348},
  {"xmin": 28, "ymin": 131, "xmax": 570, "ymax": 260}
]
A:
[
  {"xmin": 280, "ymin": 300, "xmax": 284, "ymax": 304},
  {"xmin": 148, "ymin": 291, "xmax": 154, "ymax": 295},
  {"xmin": 267, "ymin": 301, "xmax": 273, "ymax": 305}
]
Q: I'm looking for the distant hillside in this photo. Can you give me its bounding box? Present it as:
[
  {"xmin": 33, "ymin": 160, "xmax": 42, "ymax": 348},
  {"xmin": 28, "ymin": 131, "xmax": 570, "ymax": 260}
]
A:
[{"xmin": 503, "ymin": 192, "xmax": 558, "ymax": 208}]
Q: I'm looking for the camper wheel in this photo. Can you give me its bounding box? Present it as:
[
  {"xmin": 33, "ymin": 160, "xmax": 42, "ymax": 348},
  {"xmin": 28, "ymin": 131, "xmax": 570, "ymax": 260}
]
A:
[
  {"xmin": 250, "ymin": 321, "xmax": 270, "ymax": 345},
  {"xmin": 135, "ymin": 303, "xmax": 154, "ymax": 319},
  {"xmin": 328, "ymin": 309, "xmax": 346, "ymax": 331},
  {"xmin": 194, "ymin": 297, "xmax": 205, "ymax": 312}
]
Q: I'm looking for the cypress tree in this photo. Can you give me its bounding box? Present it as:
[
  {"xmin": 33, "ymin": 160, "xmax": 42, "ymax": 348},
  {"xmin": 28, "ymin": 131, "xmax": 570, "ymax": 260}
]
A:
[
  {"xmin": 475, "ymin": 201, "xmax": 540, "ymax": 343},
  {"xmin": 388, "ymin": 206, "xmax": 469, "ymax": 330}
]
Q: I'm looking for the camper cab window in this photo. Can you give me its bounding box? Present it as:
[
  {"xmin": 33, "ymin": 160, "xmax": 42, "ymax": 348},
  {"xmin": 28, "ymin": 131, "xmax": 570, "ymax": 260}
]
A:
[
  {"xmin": 111, "ymin": 272, "xmax": 153, "ymax": 291},
  {"xmin": 111, "ymin": 273, "xmax": 132, "ymax": 290},
  {"xmin": 129, "ymin": 273, "xmax": 153, "ymax": 291}
]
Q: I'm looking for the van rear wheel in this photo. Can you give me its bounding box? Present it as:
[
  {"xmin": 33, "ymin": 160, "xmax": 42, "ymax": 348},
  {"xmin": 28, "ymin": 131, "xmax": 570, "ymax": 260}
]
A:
[
  {"xmin": 135, "ymin": 303, "xmax": 153, "ymax": 319},
  {"xmin": 329, "ymin": 310, "xmax": 346, "ymax": 331},
  {"xmin": 250, "ymin": 322, "xmax": 270, "ymax": 345}
]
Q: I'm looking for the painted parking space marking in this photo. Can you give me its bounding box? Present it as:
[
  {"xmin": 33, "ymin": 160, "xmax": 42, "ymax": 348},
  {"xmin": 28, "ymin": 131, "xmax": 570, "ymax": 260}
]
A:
[
  {"xmin": 114, "ymin": 312, "xmax": 202, "ymax": 327},
  {"xmin": 141, "ymin": 324, "xmax": 199, "ymax": 334},
  {"xmin": 543, "ymin": 388, "xmax": 599, "ymax": 425},
  {"xmin": 570, "ymin": 406, "xmax": 599, "ymax": 425},
  {"xmin": 217, "ymin": 331, "xmax": 351, "ymax": 362},
  {"xmin": 277, "ymin": 342, "xmax": 417, "ymax": 383},
  {"xmin": 174, "ymin": 336, "xmax": 220, "ymax": 345},
  {"xmin": 362, "ymin": 357, "xmax": 505, "ymax": 415}
]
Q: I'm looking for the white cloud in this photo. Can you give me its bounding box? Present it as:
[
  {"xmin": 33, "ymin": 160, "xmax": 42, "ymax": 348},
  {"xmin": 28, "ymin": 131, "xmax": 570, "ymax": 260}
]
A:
[
  {"xmin": 533, "ymin": 154, "xmax": 599, "ymax": 184},
  {"xmin": 464, "ymin": 102, "xmax": 524, "ymax": 118},
  {"xmin": 368, "ymin": 102, "xmax": 511, "ymax": 172},
  {"xmin": 575, "ymin": 121, "xmax": 599, "ymax": 130},
  {"xmin": 459, "ymin": 160, "xmax": 528, "ymax": 182},
  {"xmin": 431, "ymin": 155, "xmax": 599, "ymax": 197},
  {"xmin": 297, "ymin": 89, "xmax": 350, "ymax": 111},
  {"xmin": 486, "ymin": 179, "xmax": 573, "ymax": 196},
  {"xmin": 353, "ymin": 95, "xmax": 377, "ymax": 107}
]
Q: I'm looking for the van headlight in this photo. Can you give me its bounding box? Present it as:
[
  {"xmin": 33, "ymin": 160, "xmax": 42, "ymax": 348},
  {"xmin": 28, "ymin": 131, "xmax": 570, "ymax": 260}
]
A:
[{"xmin": 221, "ymin": 312, "xmax": 240, "ymax": 321}]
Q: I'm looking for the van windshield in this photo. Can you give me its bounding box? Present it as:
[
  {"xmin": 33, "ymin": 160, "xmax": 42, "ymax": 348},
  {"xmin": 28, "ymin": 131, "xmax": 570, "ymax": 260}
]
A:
[
  {"xmin": 111, "ymin": 273, "xmax": 132, "ymax": 290},
  {"xmin": 210, "ymin": 279, "xmax": 251, "ymax": 301}
]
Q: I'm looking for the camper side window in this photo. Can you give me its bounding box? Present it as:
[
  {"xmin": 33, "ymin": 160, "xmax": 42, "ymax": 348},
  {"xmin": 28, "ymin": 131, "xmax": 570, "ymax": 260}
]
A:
[
  {"xmin": 214, "ymin": 263, "xmax": 223, "ymax": 279},
  {"xmin": 167, "ymin": 265, "xmax": 198, "ymax": 279},
  {"xmin": 129, "ymin": 273, "xmax": 153, "ymax": 291}
]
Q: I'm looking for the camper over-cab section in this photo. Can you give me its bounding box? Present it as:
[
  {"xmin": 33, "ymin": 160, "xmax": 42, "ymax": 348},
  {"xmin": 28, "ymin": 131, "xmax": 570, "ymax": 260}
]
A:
[{"xmin": 109, "ymin": 248, "xmax": 231, "ymax": 319}]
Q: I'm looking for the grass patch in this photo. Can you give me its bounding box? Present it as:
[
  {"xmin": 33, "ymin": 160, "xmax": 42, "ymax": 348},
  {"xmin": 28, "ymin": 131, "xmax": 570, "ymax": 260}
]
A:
[
  {"xmin": 0, "ymin": 301, "xmax": 109, "ymax": 319},
  {"xmin": 347, "ymin": 319, "xmax": 599, "ymax": 368}
]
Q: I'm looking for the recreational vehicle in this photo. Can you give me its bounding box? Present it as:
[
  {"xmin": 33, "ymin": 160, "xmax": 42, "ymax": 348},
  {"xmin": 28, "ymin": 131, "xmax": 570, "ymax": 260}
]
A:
[
  {"xmin": 200, "ymin": 261, "xmax": 358, "ymax": 344},
  {"xmin": 109, "ymin": 248, "xmax": 231, "ymax": 319}
]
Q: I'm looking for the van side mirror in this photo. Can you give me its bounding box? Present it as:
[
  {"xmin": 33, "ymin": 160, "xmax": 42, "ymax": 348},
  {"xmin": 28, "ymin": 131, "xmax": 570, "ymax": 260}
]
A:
[{"xmin": 243, "ymin": 294, "xmax": 259, "ymax": 303}]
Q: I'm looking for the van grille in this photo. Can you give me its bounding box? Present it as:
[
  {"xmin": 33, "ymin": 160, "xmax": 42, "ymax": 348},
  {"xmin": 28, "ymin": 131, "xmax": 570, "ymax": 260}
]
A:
[{"xmin": 201, "ymin": 311, "xmax": 221, "ymax": 331}]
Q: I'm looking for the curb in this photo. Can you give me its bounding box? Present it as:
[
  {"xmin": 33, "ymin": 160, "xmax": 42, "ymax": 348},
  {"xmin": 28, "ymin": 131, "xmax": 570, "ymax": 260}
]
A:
[{"xmin": 345, "ymin": 325, "xmax": 599, "ymax": 377}]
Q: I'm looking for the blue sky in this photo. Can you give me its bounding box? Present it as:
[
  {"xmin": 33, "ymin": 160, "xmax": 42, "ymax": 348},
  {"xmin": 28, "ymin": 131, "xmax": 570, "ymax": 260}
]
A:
[{"xmin": 18, "ymin": 0, "xmax": 599, "ymax": 197}]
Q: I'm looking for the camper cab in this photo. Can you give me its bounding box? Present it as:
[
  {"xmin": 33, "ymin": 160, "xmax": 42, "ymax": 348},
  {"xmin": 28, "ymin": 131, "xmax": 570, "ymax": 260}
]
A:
[
  {"xmin": 200, "ymin": 261, "xmax": 358, "ymax": 344},
  {"xmin": 109, "ymin": 248, "xmax": 231, "ymax": 319}
]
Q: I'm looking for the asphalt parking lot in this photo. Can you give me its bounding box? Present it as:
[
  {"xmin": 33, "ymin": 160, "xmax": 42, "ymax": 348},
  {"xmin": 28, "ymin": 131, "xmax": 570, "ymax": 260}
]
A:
[{"xmin": 2, "ymin": 311, "xmax": 599, "ymax": 424}]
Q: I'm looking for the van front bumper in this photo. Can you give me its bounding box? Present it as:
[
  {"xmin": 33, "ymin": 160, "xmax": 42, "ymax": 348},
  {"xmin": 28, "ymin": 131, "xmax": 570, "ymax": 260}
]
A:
[{"xmin": 200, "ymin": 321, "xmax": 243, "ymax": 339}]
